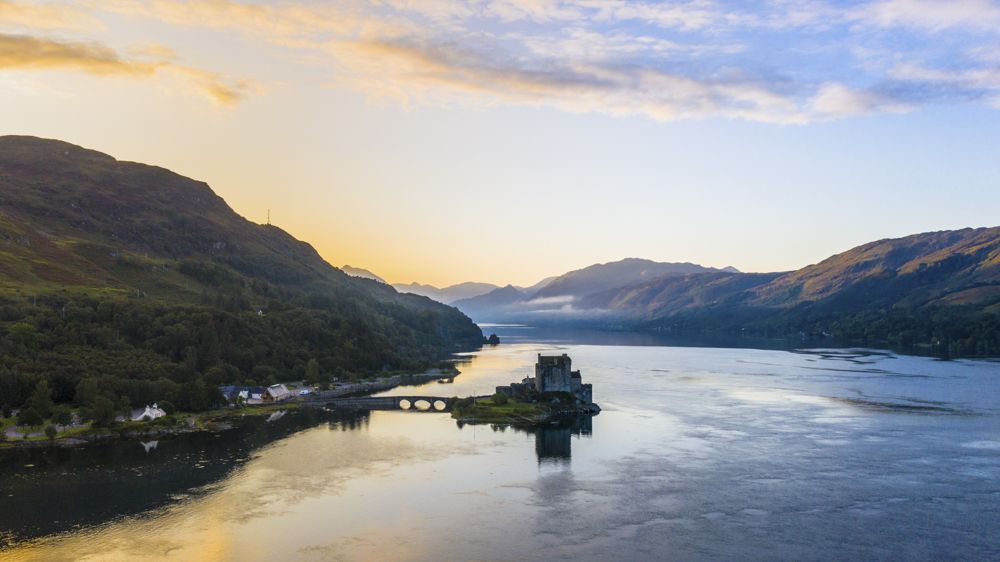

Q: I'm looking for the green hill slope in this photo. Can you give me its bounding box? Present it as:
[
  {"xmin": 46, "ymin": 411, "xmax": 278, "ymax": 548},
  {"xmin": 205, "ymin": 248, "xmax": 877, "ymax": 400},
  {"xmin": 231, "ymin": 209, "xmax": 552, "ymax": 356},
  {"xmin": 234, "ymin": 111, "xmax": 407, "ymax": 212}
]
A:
[
  {"xmin": 0, "ymin": 136, "xmax": 482, "ymax": 409},
  {"xmin": 749, "ymin": 228, "xmax": 1000, "ymax": 308},
  {"xmin": 583, "ymin": 229, "xmax": 1000, "ymax": 355}
]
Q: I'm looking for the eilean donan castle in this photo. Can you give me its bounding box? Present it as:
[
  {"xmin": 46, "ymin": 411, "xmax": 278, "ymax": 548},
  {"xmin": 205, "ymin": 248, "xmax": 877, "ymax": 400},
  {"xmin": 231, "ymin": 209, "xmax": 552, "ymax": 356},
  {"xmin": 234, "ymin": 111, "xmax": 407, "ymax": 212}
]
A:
[{"xmin": 496, "ymin": 354, "xmax": 593, "ymax": 405}]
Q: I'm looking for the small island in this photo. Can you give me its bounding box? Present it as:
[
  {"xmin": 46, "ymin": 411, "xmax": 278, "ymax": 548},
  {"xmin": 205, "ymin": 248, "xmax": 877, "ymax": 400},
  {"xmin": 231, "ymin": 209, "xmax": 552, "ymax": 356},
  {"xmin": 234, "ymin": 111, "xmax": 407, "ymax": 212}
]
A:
[{"xmin": 452, "ymin": 354, "xmax": 600, "ymax": 425}]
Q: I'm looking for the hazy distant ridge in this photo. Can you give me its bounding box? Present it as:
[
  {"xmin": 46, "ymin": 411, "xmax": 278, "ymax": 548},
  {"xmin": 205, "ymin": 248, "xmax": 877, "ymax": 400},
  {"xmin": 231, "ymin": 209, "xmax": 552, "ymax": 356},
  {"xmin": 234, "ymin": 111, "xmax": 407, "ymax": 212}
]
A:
[
  {"xmin": 392, "ymin": 281, "xmax": 500, "ymax": 304},
  {"xmin": 452, "ymin": 258, "xmax": 735, "ymax": 318},
  {"xmin": 444, "ymin": 229, "xmax": 1000, "ymax": 354},
  {"xmin": 341, "ymin": 265, "xmax": 386, "ymax": 283}
]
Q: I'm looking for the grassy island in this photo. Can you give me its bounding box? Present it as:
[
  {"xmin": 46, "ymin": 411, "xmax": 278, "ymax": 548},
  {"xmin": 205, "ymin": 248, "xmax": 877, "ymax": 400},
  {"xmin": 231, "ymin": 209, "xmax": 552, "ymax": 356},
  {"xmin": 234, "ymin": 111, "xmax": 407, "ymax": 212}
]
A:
[{"xmin": 450, "ymin": 393, "xmax": 600, "ymax": 426}]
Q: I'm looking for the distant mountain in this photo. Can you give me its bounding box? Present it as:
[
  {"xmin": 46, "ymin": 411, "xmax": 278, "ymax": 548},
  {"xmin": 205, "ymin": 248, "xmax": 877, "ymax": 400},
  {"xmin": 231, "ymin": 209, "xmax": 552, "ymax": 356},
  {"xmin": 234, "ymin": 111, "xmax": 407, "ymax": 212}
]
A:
[
  {"xmin": 393, "ymin": 281, "xmax": 499, "ymax": 304},
  {"xmin": 579, "ymin": 271, "xmax": 782, "ymax": 318},
  {"xmin": 437, "ymin": 230, "xmax": 1000, "ymax": 355},
  {"xmin": 748, "ymin": 228, "xmax": 1000, "ymax": 308},
  {"xmin": 0, "ymin": 136, "xmax": 483, "ymax": 410},
  {"xmin": 590, "ymin": 228, "xmax": 1000, "ymax": 317},
  {"xmin": 341, "ymin": 265, "xmax": 385, "ymax": 283},
  {"xmin": 578, "ymin": 228, "xmax": 1000, "ymax": 355},
  {"xmin": 533, "ymin": 258, "xmax": 734, "ymax": 299},
  {"xmin": 451, "ymin": 285, "xmax": 527, "ymax": 317},
  {"xmin": 523, "ymin": 275, "xmax": 557, "ymax": 294},
  {"xmin": 448, "ymin": 258, "xmax": 736, "ymax": 321}
]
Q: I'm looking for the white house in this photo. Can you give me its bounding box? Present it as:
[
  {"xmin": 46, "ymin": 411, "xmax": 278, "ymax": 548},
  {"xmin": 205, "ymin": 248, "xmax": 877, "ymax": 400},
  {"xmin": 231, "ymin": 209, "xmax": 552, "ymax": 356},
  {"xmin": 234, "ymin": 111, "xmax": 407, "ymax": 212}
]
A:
[{"xmin": 131, "ymin": 403, "xmax": 167, "ymax": 421}]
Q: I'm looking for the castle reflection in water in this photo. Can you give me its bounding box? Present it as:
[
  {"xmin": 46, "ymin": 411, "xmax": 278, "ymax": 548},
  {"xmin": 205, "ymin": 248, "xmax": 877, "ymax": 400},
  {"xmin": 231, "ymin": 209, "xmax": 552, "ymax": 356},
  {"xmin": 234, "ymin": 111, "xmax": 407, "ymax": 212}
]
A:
[{"xmin": 479, "ymin": 415, "xmax": 594, "ymax": 463}]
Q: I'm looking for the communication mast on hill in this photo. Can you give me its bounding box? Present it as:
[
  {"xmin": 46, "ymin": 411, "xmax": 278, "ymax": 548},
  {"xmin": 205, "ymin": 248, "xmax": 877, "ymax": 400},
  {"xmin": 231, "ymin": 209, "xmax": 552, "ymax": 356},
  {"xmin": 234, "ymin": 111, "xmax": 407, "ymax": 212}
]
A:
[{"xmin": 267, "ymin": 209, "xmax": 271, "ymax": 226}]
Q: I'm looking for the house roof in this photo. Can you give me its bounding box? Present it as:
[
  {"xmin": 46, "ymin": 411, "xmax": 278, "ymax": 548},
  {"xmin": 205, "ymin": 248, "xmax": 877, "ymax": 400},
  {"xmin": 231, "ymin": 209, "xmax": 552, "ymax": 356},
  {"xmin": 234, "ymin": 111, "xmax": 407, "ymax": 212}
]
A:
[
  {"xmin": 266, "ymin": 384, "xmax": 290, "ymax": 397},
  {"xmin": 131, "ymin": 405, "xmax": 166, "ymax": 420}
]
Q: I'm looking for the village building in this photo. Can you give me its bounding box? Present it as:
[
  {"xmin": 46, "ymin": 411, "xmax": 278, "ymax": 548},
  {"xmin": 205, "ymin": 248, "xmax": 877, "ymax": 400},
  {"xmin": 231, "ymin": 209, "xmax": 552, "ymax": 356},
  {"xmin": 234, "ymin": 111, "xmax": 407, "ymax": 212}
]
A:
[
  {"xmin": 264, "ymin": 384, "xmax": 292, "ymax": 402},
  {"xmin": 220, "ymin": 385, "xmax": 270, "ymax": 405},
  {"xmin": 131, "ymin": 403, "xmax": 167, "ymax": 422}
]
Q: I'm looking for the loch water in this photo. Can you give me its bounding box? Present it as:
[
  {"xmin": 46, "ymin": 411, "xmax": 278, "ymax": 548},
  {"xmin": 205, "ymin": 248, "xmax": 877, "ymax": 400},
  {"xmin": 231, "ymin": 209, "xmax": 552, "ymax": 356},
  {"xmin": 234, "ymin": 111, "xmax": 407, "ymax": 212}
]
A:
[{"xmin": 1, "ymin": 331, "xmax": 999, "ymax": 561}]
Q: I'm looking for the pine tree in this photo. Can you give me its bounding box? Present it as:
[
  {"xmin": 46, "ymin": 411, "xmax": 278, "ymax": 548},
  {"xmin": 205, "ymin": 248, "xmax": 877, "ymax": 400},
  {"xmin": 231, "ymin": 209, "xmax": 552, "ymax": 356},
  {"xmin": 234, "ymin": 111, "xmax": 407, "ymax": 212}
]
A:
[{"xmin": 28, "ymin": 380, "xmax": 54, "ymax": 419}]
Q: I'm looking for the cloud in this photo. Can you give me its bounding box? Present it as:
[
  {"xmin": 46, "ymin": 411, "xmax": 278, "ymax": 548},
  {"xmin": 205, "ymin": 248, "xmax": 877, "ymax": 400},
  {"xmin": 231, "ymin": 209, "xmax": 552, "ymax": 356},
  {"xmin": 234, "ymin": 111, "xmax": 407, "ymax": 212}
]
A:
[
  {"xmin": 93, "ymin": 0, "xmax": 935, "ymax": 123},
  {"xmin": 586, "ymin": 1, "xmax": 726, "ymax": 31},
  {"xmin": 526, "ymin": 295, "xmax": 576, "ymax": 306},
  {"xmin": 0, "ymin": 32, "xmax": 253, "ymax": 104},
  {"xmin": 128, "ymin": 42, "xmax": 176, "ymax": 60},
  {"xmin": 860, "ymin": 0, "xmax": 1000, "ymax": 32},
  {"xmin": 330, "ymin": 35, "xmax": 844, "ymax": 123},
  {"xmin": 888, "ymin": 61, "xmax": 1000, "ymax": 106},
  {"xmin": 100, "ymin": 0, "xmax": 379, "ymax": 41},
  {"xmin": 11, "ymin": 0, "xmax": 1000, "ymax": 122},
  {"xmin": 0, "ymin": 32, "xmax": 151, "ymax": 74},
  {"xmin": 165, "ymin": 65, "xmax": 257, "ymax": 105},
  {"xmin": 809, "ymin": 83, "xmax": 913, "ymax": 118},
  {"xmin": 0, "ymin": 0, "xmax": 100, "ymax": 31}
]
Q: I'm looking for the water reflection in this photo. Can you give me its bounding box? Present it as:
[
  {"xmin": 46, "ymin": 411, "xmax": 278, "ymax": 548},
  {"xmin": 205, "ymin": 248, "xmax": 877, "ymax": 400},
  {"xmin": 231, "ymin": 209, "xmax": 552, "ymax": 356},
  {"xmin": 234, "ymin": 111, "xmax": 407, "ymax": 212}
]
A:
[
  {"xmin": 467, "ymin": 415, "xmax": 594, "ymax": 464},
  {"xmin": 1, "ymin": 340, "xmax": 998, "ymax": 561},
  {"xmin": 484, "ymin": 323, "xmax": 808, "ymax": 350},
  {"xmin": 0, "ymin": 409, "xmax": 370, "ymax": 549},
  {"xmin": 532, "ymin": 416, "xmax": 593, "ymax": 463}
]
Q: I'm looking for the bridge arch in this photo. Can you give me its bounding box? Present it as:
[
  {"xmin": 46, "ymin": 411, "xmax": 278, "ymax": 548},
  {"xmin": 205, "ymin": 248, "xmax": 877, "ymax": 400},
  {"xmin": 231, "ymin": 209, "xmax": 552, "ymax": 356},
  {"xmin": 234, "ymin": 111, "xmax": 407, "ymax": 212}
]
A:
[{"xmin": 314, "ymin": 396, "xmax": 454, "ymax": 412}]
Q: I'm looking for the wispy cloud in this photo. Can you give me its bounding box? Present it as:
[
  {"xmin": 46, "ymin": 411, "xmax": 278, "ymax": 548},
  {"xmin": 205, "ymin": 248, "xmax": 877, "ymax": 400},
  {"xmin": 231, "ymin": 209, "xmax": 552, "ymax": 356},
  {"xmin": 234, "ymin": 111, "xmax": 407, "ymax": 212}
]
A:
[
  {"xmin": 329, "ymin": 35, "xmax": 814, "ymax": 123},
  {"xmin": 809, "ymin": 83, "xmax": 914, "ymax": 118},
  {"xmin": 5, "ymin": 0, "xmax": 1000, "ymax": 120},
  {"xmin": 860, "ymin": 0, "xmax": 1000, "ymax": 32},
  {"xmin": 0, "ymin": 32, "xmax": 253, "ymax": 104},
  {"xmin": 0, "ymin": 32, "xmax": 153, "ymax": 74},
  {"xmin": 889, "ymin": 61, "xmax": 1000, "ymax": 107},
  {"xmin": 0, "ymin": 0, "xmax": 99, "ymax": 30}
]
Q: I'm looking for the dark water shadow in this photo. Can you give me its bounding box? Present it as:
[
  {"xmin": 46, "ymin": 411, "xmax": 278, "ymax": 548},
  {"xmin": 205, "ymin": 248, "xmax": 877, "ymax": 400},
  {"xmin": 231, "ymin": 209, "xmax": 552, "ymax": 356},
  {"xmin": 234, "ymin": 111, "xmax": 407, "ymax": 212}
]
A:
[
  {"xmin": 0, "ymin": 409, "xmax": 369, "ymax": 548},
  {"xmin": 472, "ymin": 416, "xmax": 594, "ymax": 464}
]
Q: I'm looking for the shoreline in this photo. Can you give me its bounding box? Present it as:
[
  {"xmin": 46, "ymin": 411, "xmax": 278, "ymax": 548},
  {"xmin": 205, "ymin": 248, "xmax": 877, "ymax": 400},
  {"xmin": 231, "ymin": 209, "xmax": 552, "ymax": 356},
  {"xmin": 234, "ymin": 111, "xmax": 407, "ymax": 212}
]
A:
[{"xmin": 0, "ymin": 367, "xmax": 460, "ymax": 450}]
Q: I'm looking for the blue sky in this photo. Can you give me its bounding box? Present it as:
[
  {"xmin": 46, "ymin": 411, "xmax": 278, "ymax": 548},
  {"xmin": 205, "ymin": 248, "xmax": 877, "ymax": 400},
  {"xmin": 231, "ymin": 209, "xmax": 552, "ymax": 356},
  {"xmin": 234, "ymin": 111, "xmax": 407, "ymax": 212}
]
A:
[{"xmin": 1, "ymin": 0, "xmax": 999, "ymax": 285}]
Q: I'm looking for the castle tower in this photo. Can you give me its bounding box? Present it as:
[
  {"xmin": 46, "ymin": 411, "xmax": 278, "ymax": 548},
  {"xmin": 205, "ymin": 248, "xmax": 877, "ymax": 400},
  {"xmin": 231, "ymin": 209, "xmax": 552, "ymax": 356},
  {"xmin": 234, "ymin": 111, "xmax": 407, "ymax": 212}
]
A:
[{"xmin": 534, "ymin": 353, "xmax": 573, "ymax": 393}]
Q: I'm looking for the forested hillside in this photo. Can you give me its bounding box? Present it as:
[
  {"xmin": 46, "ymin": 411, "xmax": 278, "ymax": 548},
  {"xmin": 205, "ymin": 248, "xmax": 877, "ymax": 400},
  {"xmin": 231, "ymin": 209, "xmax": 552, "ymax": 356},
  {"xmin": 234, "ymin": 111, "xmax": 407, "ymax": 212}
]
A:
[
  {"xmin": 584, "ymin": 229, "xmax": 1000, "ymax": 356},
  {"xmin": 0, "ymin": 136, "xmax": 482, "ymax": 414}
]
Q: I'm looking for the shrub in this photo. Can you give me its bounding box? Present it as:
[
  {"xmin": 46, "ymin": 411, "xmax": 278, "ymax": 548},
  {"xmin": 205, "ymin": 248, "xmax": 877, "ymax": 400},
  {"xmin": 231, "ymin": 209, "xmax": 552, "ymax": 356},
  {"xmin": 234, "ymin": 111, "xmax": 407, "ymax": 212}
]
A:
[
  {"xmin": 491, "ymin": 392, "xmax": 508, "ymax": 406},
  {"xmin": 16, "ymin": 408, "xmax": 43, "ymax": 428},
  {"xmin": 44, "ymin": 424, "xmax": 57, "ymax": 441},
  {"xmin": 52, "ymin": 406, "xmax": 73, "ymax": 426},
  {"xmin": 87, "ymin": 396, "xmax": 117, "ymax": 427}
]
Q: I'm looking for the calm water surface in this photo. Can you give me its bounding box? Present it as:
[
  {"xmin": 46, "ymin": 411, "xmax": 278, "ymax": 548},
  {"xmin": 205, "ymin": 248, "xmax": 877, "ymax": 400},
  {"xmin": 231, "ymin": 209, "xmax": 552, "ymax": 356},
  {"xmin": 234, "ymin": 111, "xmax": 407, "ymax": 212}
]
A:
[{"xmin": 2, "ymin": 336, "xmax": 999, "ymax": 561}]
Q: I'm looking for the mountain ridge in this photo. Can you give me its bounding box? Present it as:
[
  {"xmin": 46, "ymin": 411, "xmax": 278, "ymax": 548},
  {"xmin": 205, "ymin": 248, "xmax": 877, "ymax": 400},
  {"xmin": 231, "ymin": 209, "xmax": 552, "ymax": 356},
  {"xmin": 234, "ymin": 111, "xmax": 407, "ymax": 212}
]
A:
[
  {"xmin": 449, "ymin": 258, "xmax": 741, "ymax": 319},
  {"xmin": 341, "ymin": 265, "xmax": 386, "ymax": 283},
  {"xmin": 440, "ymin": 228, "xmax": 1000, "ymax": 355},
  {"xmin": 0, "ymin": 135, "xmax": 483, "ymax": 409},
  {"xmin": 392, "ymin": 281, "xmax": 500, "ymax": 304}
]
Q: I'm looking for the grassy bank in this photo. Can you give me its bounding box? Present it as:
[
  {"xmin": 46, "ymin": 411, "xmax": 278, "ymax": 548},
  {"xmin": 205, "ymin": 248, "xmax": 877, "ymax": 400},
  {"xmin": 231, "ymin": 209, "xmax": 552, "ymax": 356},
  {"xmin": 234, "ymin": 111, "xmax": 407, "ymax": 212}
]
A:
[
  {"xmin": 451, "ymin": 396, "xmax": 599, "ymax": 425},
  {"xmin": 0, "ymin": 402, "xmax": 299, "ymax": 448}
]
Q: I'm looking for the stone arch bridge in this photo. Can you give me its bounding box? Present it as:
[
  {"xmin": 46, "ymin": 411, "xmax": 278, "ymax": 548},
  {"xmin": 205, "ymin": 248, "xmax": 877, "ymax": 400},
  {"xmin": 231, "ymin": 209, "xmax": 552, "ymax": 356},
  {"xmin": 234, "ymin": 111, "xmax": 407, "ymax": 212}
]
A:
[{"xmin": 301, "ymin": 396, "xmax": 459, "ymax": 412}]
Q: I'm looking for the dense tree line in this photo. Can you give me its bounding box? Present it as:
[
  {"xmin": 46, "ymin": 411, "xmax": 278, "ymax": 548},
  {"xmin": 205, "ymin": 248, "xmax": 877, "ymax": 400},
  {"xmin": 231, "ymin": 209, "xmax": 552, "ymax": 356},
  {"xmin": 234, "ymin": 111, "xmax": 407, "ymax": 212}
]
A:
[
  {"xmin": 0, "ymin": 288, "xmax": 482, "ymax": 415},
  {"xmin": 647, "ymin": 305, "xmax": 1000, "ymax": 358}
]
